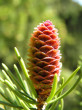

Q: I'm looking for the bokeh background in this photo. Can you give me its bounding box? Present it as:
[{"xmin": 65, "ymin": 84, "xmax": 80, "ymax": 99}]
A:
[{"xmin": 0, "ymin": 0, "xmax": 82, "ymax": 110}]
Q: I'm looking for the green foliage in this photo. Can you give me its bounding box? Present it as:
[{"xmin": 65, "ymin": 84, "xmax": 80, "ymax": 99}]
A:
[
  {"xmin": 0, "ymin": 0, "xmax": 82, "ymax": 110},
  {"xmin": 0, "ymin": 0, "xmax": 82, "ymax": 69},
  {"xmin": 0, "ymin": 47, "xmax": 81, "ymax": 110}
]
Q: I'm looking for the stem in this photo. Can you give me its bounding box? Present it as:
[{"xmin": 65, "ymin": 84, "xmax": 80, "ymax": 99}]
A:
[
  {"xmin": 0, "ymin": 88, "xmax": 14, "ymax": 104},
  {"xmin": 60, "ymin": 99, "xmax": 64, "ymax": 110},
  {"xmin": 4, "ymin": 80, "xmax": 37, "ymax": 104},
  {"xmin": 54, "ymin": 66, "xmax": 80, "ymax": 96},
  {"xmin": 2, "ymin": 63, "xmax": 34, "ymax": 101},
  {"xmin": 20, "ymin": 100, "xmax": 30, "ymax": 110},
  {"xmin": 49, "ymin": 72, "xmax": 82, "ymax": 104},
  {"xmin": 0, "ymin": 101, "xmax": 23, "ymax": 109},
  {"xmin": 2, "ymin": 70, "xmax": 13, "ymax": 85},
  {"xmin": 49, "ymin": 78, "xmax": 64, "ymax": 110},
  {"xmin": 14, "ymin": 64, "xmax": 26, "ymax": 91},
  {"xmin": 58, "ymin": 104, "xmax": 61, "ymax": 110},
  {"xmin": 46, "ymin": 74, "xmax": 58, "ymax": 103},
  {"xmin": 14, "ymin": 47, "xmax": 37, "ymax": 98}
]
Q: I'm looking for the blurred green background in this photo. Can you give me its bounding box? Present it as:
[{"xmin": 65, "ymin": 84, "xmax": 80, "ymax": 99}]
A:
[{"xmin": 0, "ymin": 0, "xmax": 82, "ymax": 110}]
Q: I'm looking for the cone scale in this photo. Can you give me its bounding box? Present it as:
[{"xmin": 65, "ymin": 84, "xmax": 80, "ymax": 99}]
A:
[{"xmin": 28, "ymin": 20, "xmax": 61, "ymax": 110}]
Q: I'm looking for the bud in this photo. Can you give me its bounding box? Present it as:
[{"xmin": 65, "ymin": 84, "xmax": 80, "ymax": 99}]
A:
[{"xmin": 28, "ymin": 20, "xmax": 61, "ymax": 110}]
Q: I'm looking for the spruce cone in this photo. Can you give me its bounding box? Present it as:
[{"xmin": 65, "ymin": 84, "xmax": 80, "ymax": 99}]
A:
[{"xmin": 28, "ymin": 20, "xmax": 61, "ymax": 110}]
